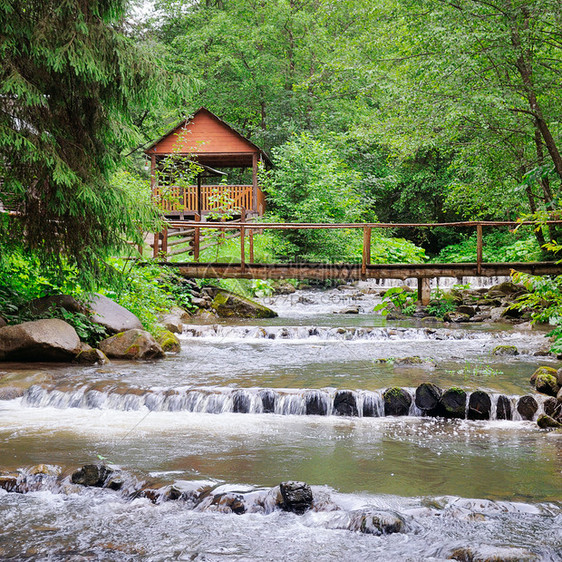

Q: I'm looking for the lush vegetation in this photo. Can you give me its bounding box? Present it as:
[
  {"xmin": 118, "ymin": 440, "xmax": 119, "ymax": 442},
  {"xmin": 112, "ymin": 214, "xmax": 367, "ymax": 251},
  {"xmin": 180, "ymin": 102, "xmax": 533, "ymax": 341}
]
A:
[{"xmin": 2, "ymin": 0, "xmax": 562, "ymax": 341}]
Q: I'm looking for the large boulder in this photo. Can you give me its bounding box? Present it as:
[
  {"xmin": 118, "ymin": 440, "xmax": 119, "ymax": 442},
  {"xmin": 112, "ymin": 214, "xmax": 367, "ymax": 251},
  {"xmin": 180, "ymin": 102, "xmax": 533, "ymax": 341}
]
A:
[
  {"xmin": 534, "ymin": 373, "xmax": 560, "ymax": 397},
  {"xmin": 86, "ymin": 293, "xmax": 143, "ymax": 335},
  {"xmin": 207, "ymin": 287, "xmax": 277, "ymax": 319},
  {"xmin": 98, "ymin": 329, "xmax": 165, "ymax": 360},
  {"xmin": 0, "ymin": 319, "xmax": 81, "ymax": 361},
  {"xmin": 383, "ymin": 387, "xmax": 412, "ymax": 416},
  {"xmin": 158, "ymin": 306, "xmax": 190, "ymax": 334},
  {"xmin": 530, "ymin": 366, "xmax": 557, "ymax": 384},
  {"xmin": 537, "ymin": 413, "xmax": 562, "ymax": 430}
]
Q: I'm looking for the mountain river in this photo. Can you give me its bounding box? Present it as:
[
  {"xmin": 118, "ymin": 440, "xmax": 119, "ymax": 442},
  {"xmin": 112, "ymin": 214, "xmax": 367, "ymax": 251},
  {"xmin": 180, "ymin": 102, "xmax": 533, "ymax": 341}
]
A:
[{"xmin": 0, "ymin": 283, "xmax": 561, "ymax": 560}]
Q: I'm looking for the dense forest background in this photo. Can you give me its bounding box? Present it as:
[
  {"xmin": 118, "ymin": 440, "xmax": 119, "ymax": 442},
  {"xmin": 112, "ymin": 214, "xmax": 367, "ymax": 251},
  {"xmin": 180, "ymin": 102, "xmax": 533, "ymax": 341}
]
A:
[{"xmin": 1, "ymin": 0, "xmax": 562, "ymax": 285}]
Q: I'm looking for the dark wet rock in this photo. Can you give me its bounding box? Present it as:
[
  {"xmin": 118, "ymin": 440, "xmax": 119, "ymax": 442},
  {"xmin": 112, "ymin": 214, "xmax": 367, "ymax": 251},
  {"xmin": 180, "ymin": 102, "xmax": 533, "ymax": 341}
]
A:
[
  {"xmin": 0, "ymin": 319, "xmax": 81, "ymax": 362},
  {"xmin": 415, "ymin": 382, "xmax": 442, "ymax": 415},
  {"xmin": 156, "ymin": 330, "xmax": 181, "ymax": 353},
  {"xmin": 544, "ymin": 398, "xmax": 560, "ymax": 418},
  {"xmin": 271, "ymin": 281, "xmax": 296, "ymax": 295},
  {"xmin": 443, "ymin": 312, "xmax": 470, "ymax": 323},
  {"xmin": 74, "ymin": 346, "xmax": 110, "ymax": 365},
  {"xmin": 106, "ymin": 476, "xmax": 124, "ymax": 491},
  {"xmin": 537, "ymin": 413, "xmax": 562, "ymax": 430},
  {"xmin": 305, "ymin": 391, "xmax": 328, "ymax": 415},
  {"xmin": 439, "ymin": 388, "xmax": 467, "ymax": 419},
  {"xmin": 501, "ymin": 306, "xmax": 524, "ymax": 319},
  {"xmin": 333, "ymin": 390, "xmax": 358, "ymax": 417},
  {"xmin": 259, "ymin": 389, "xmax": 277, "ymax": 413},
  {"xmin": 71, "ymin": 464, "xmax": 114, "ymax": 487},
  {"xmin": 394, "ymin": 356, "xmax": 424, "ymax": 366},
  {"xmin": 349, "ymin": 509, "xmax": 405, "ymax": 535},
  {"xmin": 476, "ymin": 298, "xmax": 502, "ymax": 307},
  {"xmin": 98, "ymin": 329, "xmax": 165, "ymax": 360},
  {"xmin": 496, "ymin": 395, "xmax": 512, "ymax": 420},
  {"xmin": 207, "ymin": 287, "xmax": 277, "ymax": 319},
  {"xmin": 279, "ymin": 481, "xmax": 313, "ymax": 515},
  {"xmin": 383, "ymin": 387, "xmax": 412, "ymax": 416},
  {"xmin": 0, "ymin": 317, "xmax": 6, "ymax": 328},
  {"xmin": 456, "ymin": 305, "xmax": 476, "ymax": 317},
  {"xmin": 0, "ymin": 386, "xmax": 24, "ymax": 400},
  {"xmin": 492, "ymin": 345, "xmax": 518, "ymax": 356},
  {"xmin": 534, "ymin": 373, "xmax": 560, "ymax": 397},
  {"xmin": 232, "ymin": 391, "xmax": 251, "ymax": 413},
  {"xmin": 449, "ymin": 545, "xmax": 538, "ymax": 561},
  {"xmin": 517, "ymin": 395, "xmax": 538, "ymax": 420},
  {"xmin": 210, "ymin": 492, "xmax": 246, "ymax": 514},
  {"xmin": 467, "ymin": 391, "xmax": 492, "ymax": 421},
  {"xmin": 0, "ymin": 473, "xmax": 19, "ymax": 493},
  {"xmin": 86, "ymin": 293, "xmax": 143, "ymax": 335},
  {"xmin": 530, "ymin": 366, "xmax": 557, "ymax": 384}
]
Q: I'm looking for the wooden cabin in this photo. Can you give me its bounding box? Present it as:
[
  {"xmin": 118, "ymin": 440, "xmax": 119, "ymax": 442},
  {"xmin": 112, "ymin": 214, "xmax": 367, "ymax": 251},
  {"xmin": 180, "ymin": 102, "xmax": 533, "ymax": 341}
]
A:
[{"xmin": 144, "ymin": 107, "xmax": 271, "ymax": 218}]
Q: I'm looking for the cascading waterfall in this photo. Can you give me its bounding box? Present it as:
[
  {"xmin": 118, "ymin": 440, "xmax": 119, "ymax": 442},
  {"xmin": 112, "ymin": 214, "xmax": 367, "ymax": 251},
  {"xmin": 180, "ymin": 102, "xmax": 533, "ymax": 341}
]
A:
[{"xmin": 21, "ymin": 383, "xmax": 546, "ymax": 421}]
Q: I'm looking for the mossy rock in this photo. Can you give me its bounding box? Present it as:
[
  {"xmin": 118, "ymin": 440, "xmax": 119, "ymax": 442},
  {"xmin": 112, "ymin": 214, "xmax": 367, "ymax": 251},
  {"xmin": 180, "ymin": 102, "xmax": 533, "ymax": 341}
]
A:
[
  {"xmin": 157, "ymin": 330, "xmax": 181, "ymax": 353},
  {"xmin": 537, "ymin": 413, "xmax": 562, "ymax": 430},
  {"xmin": 530, "ymin": 366, "xmax": 557, "ymax": 384},
  {"xmin": 209, "ymin": 288, "xmax": 277, "ymax": 319},
  {"xmin": 534, "ymin": 373, "xmax": 560, "ymax": 397},
  {"xmin": 492, "ymin": 345, "xmax": 519, "ymax": 356}
]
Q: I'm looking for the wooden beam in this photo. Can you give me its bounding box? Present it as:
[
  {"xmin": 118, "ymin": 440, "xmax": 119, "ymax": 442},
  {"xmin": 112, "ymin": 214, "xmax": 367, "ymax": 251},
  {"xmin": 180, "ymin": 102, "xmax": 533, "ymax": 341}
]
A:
[
  {"xmin": 161, "ymin": 261, "xmax": 562, "ymax": 281},
  {"xmin": 417, "ymin": 278, "xmax": 431, "ymax": 305},
  {"xmin": 193, "ymin": 214, "xmax": 200, "ymax": 261},
  {"xmin": 477, "ymin": 224, "xmax": 483, "ymax": 275}
]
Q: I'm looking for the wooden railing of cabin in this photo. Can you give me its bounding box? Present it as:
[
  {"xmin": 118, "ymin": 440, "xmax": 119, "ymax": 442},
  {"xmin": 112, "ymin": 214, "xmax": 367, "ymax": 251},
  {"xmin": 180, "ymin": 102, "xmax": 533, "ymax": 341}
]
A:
[{"xmin": 153, "ymin": 184, "xmax": 265, "ymax": 215}]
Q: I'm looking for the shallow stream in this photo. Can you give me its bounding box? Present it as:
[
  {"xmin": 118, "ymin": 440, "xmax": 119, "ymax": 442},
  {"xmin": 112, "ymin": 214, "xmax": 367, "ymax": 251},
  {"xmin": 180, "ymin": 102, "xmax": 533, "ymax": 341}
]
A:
[{"xmin": 0, "ymin": 284, "xmax": 561, "ymax": 560}]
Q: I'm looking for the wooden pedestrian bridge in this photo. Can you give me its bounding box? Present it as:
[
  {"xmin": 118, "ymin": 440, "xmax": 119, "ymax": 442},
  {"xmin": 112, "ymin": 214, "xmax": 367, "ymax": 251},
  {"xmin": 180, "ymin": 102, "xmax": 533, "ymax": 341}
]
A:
[{"xmin": 146, "ymin": 219, "xmax": 562, "ymax": 304}]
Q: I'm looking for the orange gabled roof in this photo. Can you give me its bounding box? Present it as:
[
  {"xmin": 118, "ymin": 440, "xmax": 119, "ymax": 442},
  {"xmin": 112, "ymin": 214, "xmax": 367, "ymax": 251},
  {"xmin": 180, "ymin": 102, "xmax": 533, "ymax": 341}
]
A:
[{"xmin": 144, "ymin": 107, "xmax": 271, "ymax": 165}]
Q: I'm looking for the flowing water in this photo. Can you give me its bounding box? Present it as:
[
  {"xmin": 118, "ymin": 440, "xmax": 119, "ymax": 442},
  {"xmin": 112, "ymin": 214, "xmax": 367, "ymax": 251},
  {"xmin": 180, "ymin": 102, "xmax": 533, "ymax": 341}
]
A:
[{"xmin": 0, "ymin": 284, "xmax": 561, "ymax": 561}]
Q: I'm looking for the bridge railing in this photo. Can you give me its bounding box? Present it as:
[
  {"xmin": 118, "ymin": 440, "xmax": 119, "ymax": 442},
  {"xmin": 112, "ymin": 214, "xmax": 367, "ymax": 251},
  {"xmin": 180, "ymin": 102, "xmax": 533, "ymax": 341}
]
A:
[{"xmin": 155, "ymin": 219, "xmax": 562, "ymax": 273}]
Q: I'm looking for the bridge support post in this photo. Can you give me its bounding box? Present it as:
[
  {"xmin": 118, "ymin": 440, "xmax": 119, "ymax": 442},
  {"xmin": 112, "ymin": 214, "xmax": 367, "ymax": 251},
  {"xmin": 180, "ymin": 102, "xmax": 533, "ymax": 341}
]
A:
[
  {"xmin": 193, "ymin": 214, "xmax": 200, "ymax": 262},
  {"xmin": 417, "ymin": 277, "xmax": 431, "ymax": 305}
]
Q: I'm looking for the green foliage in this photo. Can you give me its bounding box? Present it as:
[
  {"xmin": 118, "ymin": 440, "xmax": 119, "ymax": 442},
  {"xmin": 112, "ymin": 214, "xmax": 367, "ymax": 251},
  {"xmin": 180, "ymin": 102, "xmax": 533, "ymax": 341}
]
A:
[
  {"xmin": 433, "ymin": 230, "xmax": 542, "ymax": 263},
  {"xmin": 374, "ymin": 287, "xmax": 417, "ymax": 316},
  {"xmin": 0, "ymin": 0, "xmax": 165, "ymax": 283},
  {"xmin": 426, "ymin": 288, "xmax": 456, "ymax": 319},
  {"xmin": 101, "ymin": 260, "xmax": 191, "ymax": 335},
  {"xmin": 44, "ymin": 307, "xmax": 108, "ymax": 346}
]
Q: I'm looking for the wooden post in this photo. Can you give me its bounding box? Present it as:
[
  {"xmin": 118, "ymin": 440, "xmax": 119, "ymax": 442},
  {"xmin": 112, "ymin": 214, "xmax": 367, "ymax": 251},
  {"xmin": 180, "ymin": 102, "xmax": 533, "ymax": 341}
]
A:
[
  {"xmin": 152, "ymin": 231, "xmax": 159, "ymax": 258},
  {"xmin": 362, "ymin": 226, "xmax": 371, "ymax": 277},
  {"xmin": 193, "ymin": 214, "xmax": 200, "ymax": 261},
  {"xmin": 252, "ymin": 153, "xmax": 258, "ymax": 213},
  {"xmin": 476, "ymin": 224, "xmax": 483, "ymax": 275},
  {"xmin": 240, "ymin": 223, "xmax": 245, "ymax": 271},
  {"xmin": 249, "ymin": 229, "xmax": 254, "ymax": 263},
  {"xmin": 417, "ymin": 277, "xmax": 431, "ymax": 305},
  {"xmin": 197, "ymin": 174, "xmax": 202, "ymax": 217},
  {"xmin": 161, "ymin": 227, "xmax": 168, "ymax": 261}
]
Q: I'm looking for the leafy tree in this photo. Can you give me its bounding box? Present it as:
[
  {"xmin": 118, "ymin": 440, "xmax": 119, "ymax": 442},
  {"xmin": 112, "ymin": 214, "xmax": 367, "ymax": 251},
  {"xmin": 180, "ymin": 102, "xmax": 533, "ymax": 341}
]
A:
[
  {"xmin": 366, "ymin": 0, "xmax": 562, "ymax": 242},
  {"xmin": 0, "ymin": 0, "xmax": 163, "ymax": 282}
]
